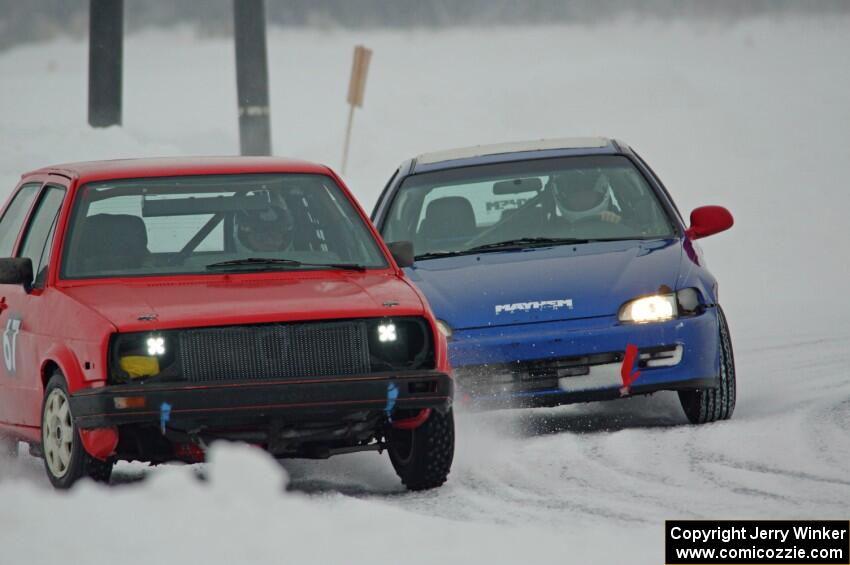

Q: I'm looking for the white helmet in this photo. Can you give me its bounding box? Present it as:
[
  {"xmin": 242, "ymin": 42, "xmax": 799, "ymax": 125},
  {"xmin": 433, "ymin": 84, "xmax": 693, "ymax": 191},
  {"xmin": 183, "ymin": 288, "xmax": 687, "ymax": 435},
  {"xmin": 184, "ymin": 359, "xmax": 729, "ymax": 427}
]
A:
[{"xmin": 551, "ymin": 170, "xmax": 611, "ymax": 222}]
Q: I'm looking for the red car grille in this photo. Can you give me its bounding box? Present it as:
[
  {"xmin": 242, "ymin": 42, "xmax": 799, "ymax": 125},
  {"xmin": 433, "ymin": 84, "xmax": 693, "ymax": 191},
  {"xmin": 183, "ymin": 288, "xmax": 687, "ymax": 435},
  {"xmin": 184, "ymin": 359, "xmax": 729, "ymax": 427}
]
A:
[{"xmin": 178, "ymin": 321, "xmax": 371, "ymax": 382}]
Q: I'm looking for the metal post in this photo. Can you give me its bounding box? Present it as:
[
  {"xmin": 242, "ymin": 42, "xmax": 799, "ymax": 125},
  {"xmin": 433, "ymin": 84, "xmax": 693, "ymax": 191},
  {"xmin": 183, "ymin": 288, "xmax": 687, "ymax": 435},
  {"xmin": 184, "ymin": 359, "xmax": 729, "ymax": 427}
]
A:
[
  {"xmin": 88, "ymin": 0, "xmax": 124, "ymax": 128},
  {"xmin": 341, "ymin": 104, "xmax": 355, "ymax": 174},
  {"xmin": 234, "ymin": 0, "xmax": 272, "ymax": 156}
]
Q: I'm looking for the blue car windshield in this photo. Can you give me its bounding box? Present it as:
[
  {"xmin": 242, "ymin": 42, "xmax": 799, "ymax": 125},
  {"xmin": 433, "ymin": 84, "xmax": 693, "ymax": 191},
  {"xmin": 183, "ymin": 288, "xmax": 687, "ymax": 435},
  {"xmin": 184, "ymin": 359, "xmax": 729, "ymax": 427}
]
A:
[{"xmin": 382, "ymin": 156, "xmax": 676, "ymax": 257}]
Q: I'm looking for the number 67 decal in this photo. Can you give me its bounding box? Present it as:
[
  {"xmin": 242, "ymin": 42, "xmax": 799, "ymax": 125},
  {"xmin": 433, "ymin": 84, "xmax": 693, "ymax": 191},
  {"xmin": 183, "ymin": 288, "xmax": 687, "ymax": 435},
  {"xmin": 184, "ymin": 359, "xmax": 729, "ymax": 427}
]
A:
[{"xmin": 3, "ymin": 317, "xmax": 22, "ymax": 375}]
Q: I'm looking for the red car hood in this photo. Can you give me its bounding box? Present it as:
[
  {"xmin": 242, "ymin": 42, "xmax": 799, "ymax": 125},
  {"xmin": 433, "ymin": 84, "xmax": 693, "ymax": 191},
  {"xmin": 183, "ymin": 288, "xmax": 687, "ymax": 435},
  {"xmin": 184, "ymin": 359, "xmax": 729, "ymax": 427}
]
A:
[{"xmin": 60, "ymin": 272, "xmax": 425, "ymax": 332}]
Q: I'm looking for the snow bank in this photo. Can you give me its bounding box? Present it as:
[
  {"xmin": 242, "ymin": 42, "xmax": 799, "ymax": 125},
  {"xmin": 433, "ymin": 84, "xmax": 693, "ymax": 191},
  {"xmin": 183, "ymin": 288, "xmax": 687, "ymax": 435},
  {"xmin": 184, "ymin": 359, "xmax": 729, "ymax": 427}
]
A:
[{"xmin": 0, "ymin": 442, "xmax": 646, "ymax": 565}]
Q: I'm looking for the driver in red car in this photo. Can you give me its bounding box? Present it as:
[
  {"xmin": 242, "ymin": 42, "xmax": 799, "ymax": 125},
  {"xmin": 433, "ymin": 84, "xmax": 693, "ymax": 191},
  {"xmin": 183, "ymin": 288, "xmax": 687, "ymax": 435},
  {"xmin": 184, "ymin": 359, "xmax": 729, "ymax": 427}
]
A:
[{"xmin": 235, "ymin": 195, "xmax": 296, "ymax": 252}]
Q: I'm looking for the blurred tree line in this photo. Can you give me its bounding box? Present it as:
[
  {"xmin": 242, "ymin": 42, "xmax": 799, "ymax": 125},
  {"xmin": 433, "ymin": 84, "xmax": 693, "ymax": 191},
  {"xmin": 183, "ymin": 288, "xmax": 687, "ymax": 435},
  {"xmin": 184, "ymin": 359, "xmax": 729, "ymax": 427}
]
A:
[{"xmin": 2, "ymin": 0, "xmax": 848, "ymax": 51}]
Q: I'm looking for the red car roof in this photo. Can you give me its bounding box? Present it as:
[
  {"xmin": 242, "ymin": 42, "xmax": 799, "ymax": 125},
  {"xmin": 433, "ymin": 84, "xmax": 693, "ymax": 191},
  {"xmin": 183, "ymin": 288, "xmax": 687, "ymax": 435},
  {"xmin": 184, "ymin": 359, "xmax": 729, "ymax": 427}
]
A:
[{"xmin": 25, "ymin": 156, "xmax": 332, "ymax": 183}]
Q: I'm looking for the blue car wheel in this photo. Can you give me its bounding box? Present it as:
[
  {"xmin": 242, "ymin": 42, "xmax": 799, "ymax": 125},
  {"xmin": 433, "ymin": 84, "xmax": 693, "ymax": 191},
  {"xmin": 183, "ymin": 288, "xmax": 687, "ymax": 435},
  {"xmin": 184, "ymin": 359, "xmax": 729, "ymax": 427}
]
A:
[{"xmin": 678, "ymin": 306, "xmax": 736, "ymax": 424}]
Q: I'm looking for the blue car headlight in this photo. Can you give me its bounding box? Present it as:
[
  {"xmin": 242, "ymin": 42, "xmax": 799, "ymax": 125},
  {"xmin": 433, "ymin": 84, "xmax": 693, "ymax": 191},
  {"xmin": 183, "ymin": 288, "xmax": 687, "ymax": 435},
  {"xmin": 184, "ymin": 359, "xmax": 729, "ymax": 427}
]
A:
[
  {"xmin": 618, "ymin": 288, "xmax": 704, "ymax": 324},
  {"xmin": 619, "ymin": 294, "xmax": 677, "ymax": 323}
]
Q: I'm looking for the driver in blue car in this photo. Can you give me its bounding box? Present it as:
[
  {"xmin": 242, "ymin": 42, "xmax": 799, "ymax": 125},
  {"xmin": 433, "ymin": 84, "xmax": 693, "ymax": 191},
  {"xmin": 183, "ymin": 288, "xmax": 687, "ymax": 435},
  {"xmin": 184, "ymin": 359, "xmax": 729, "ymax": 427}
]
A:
[{"xmin": 548, "ymin": 170, "xmax": 622, "ymax": 225}]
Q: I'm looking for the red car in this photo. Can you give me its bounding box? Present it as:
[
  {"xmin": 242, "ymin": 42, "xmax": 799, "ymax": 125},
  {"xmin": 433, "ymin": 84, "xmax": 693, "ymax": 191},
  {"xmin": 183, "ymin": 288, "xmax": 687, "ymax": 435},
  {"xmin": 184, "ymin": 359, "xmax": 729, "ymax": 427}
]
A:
[{"xmin": 0, "ymin": 157, "xmax": 454, "ymax": 490}]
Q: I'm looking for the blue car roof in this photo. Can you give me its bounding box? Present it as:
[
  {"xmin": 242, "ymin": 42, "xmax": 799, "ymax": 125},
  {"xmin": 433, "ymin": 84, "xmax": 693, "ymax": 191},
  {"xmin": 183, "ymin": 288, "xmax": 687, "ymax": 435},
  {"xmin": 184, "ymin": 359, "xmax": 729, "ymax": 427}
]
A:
[{"xmin": 411, "ymin": 137, "xmax": 621, "ymax": 173}]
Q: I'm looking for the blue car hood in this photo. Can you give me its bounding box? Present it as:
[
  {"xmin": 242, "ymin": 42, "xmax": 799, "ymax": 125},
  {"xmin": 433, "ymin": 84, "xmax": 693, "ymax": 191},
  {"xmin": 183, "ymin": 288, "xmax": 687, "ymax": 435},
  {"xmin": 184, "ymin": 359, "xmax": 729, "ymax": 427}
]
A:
[{"xmin": 405, "ymin": 239, "xmax": 682, "ymax": 330}]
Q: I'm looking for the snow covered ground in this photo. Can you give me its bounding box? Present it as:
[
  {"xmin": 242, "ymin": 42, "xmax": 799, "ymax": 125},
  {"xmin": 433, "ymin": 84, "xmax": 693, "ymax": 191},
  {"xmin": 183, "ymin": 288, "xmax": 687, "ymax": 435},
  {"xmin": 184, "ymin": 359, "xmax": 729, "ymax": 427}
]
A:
[{"xmin": 1, "ymin": 15, "xmax": 849, "ymax": 564}]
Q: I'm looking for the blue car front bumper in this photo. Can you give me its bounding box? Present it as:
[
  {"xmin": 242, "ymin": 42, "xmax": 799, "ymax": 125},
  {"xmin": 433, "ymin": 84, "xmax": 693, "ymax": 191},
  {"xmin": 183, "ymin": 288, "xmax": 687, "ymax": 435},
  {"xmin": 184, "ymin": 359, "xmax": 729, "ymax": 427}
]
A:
[{"xmin": 449, "ymin": 308, "xmax": 721, "ymax": 409}]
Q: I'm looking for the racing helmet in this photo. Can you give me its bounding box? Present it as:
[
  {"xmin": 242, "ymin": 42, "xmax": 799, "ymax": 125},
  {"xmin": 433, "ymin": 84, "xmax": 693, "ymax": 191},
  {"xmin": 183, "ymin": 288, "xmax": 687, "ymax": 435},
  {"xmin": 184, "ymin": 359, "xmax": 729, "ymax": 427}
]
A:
[
  {"xmin": 235, "ymin": 197, "xmax": 295, "ymax": 252},
  {"xmin": 550, "ymin": 170, "xmax": 612, "ymax": 222}
]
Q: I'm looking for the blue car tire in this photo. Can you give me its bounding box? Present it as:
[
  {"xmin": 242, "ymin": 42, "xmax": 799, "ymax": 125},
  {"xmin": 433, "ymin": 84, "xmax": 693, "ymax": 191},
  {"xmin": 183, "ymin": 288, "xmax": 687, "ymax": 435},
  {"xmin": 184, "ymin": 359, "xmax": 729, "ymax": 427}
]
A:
[{"xmin": 678, "ymin": 307, "xmax": 737, "ymax": 424}]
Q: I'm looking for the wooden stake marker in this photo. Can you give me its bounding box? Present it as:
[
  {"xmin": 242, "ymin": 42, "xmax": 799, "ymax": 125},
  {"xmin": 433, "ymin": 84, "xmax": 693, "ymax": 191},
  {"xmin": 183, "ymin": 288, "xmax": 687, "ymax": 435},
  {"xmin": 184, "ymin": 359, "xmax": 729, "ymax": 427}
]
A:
[{"xmin": 342, "ymin": 45, "xmax": 372, "ymax": 174}]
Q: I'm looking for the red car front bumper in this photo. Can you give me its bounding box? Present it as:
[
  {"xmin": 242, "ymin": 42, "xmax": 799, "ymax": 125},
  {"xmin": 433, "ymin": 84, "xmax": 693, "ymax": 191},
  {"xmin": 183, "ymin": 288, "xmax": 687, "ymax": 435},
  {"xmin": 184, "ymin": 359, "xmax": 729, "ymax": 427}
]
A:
[{"xmin": 70, "ymin": 370, "xmax": 453, "ymax": 429}]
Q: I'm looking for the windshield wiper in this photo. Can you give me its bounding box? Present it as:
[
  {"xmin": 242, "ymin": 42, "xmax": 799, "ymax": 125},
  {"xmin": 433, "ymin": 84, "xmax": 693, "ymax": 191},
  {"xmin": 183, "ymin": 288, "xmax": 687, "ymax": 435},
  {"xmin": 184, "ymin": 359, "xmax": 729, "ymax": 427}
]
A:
[
  {"xmin": 414, "ymin": 238, "xmax": 592, "ymax": 260},
  {"xmin": 413, "ymin": 250, "xmax": 470, "ymax": 261},
  {"xmin": 414, "ymin": 237, "xmax": 659, "ymax": 261},
  {"xmin": 205, "ymin": 257, "xmax": 366, "ymax": 272},
  {"xmin": 464, "ymin": 237, "xmax": 595, "ymax": 253}
]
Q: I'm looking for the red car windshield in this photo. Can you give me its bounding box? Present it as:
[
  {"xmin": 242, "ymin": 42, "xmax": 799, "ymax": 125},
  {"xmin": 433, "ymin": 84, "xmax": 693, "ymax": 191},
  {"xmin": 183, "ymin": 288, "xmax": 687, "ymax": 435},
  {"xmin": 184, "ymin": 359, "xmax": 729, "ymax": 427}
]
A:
[{"xmin": 61, "ymin": 173, "xmax": 387, "ymax": 279}]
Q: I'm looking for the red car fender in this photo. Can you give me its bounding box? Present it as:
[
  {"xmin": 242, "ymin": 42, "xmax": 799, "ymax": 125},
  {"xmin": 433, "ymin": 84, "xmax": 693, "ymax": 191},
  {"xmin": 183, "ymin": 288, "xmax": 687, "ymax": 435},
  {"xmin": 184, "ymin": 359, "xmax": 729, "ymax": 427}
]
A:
[
  {"xmin": 41, "ymin": 343, "xmax": 94, "ymax": 394},
  {"xmin": 41, "ymin": 346, "xmax": 118, "ymax": 460},
  {"xmin": 37, "ymin": 345, "xmax": 118, "ymax": 460}
]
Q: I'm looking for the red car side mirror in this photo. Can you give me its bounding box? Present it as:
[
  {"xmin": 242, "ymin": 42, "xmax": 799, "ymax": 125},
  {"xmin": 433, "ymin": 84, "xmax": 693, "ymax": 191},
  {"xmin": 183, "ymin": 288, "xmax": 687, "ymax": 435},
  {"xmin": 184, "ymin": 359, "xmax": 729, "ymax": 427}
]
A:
[{"xmin": 686, "ymin": 206, "xmax": 734, "ymax": 240}]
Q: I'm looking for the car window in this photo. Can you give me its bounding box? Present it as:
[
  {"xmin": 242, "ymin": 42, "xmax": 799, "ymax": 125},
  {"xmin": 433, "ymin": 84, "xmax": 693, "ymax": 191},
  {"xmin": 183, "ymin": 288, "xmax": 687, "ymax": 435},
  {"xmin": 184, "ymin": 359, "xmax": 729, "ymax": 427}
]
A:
[
  {"xmin": 0, "ymin": 183, "xmax": 41, "ymax": 257},
  {"xmin": 383, "ymin": 156, "xmax": 675, "ymax": 257},
  {"xmin": 19, "ymin": 186, "xmax": 66, "ymax": 287},
  {"xmin": 416, "ymin": 179, "xmax": 543, "ymax": 230},
  {"xmin": 35, "ymin": 215, "xmax": 59, "ymax": 287},
  {"xmin": 62, "ymin": 173, "xmax": 388, "ymax": 279},
  {"xmin": 87, "ymin": 194, "xmax": 225, "ymax": 253}
]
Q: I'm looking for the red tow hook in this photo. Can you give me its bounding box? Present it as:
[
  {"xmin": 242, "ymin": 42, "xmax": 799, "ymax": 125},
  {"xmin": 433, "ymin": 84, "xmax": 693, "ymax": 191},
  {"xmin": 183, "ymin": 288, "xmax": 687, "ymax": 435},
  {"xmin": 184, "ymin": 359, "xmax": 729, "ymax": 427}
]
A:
[{"xmin": 391, "ymin": 408, "xmax": 431, "ymax": 430}]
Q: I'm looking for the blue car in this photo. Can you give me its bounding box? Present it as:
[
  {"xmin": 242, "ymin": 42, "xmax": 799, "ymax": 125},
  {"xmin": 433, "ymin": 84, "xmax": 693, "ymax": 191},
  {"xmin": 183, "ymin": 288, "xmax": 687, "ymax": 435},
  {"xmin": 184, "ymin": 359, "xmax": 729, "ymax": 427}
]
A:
[{"xmin": 372, "ymin": 138, "xmax": 736, "ymax": 423}]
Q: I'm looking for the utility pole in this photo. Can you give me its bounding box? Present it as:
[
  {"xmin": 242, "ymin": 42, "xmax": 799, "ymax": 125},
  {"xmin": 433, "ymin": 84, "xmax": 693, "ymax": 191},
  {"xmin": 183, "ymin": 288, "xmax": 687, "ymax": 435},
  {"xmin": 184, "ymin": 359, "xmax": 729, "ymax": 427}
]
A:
[
  {"xmin": 88, "ymin": 0, "xmax": 124, "ymax": 128},
  {"xmin": 234, "ymin": 0, "xmax": 272, "ymax": 156}
]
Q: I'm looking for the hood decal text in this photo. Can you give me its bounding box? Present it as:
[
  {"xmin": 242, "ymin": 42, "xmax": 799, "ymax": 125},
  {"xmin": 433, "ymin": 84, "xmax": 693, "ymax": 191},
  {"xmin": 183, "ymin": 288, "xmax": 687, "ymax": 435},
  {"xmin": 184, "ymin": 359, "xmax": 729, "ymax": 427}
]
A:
[{"xmin": 495, "ymin": 299, "xmax": 573, "ymax": 315}]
